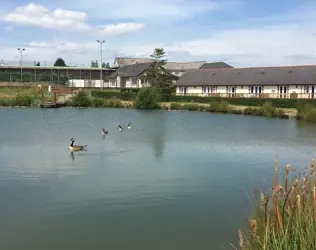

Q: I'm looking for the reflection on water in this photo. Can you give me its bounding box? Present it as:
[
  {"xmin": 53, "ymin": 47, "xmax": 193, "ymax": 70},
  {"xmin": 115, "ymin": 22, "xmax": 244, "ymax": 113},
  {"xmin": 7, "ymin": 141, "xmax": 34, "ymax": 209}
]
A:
[{"xmin": 1, "ymin": 108, "xmax": 316, "ymax": 250}]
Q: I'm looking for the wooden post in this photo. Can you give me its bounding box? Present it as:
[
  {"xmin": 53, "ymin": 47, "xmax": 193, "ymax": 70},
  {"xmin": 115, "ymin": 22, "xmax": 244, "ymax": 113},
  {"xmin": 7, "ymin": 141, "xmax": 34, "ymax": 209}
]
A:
[
  {"xmin": 53, "ymin": 92, "xmax": 57, "ymax": 105},
  {"xmin": 41, "ymin": 91, "xmax": 44, "ymax": 104}
]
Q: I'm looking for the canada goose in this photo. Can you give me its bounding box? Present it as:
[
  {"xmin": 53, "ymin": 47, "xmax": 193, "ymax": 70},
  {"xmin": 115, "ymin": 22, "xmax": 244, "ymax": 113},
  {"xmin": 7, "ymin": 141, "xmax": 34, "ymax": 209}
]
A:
[
  {"xmin": 101, "ymin": 128, "xmax": 108, "ymax": 136},
  {"xmin": 69, "ymin": 138, "xmax": 87, "ymax": 152},
  {"xmin": 118, "ymin": 125, "xmax": 123, "ymax": 131},
  {"xmin": 127, "ymin": 122, "xmax": 131, "ymax": 129}
]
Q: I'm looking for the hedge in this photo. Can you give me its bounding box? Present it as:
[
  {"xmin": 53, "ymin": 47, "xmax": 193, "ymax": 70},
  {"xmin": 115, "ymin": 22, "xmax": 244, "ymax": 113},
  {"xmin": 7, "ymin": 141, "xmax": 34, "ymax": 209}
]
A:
[
  {"xmin": 90, "ymin": 90, "xmax": 316, "ymax": 108},
  {"xmin": 91, "ymin": 88, "xmax": 173, "ymax": 102},
  {"xmin": 91, "ymin": 90, "xmax": 136, "ymax": 101},
  {"xmin": 169, "ymin": 95, "xmax": 316, "ymax": 108}
]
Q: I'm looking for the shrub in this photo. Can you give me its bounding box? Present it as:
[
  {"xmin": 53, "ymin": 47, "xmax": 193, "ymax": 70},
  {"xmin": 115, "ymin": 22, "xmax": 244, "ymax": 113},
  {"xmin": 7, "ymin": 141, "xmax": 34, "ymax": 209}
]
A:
[
  {"xmin": 261, "ymin": 102, "xmax": 284, "ymax": 117},
  {"xmin": 134, "ymin": 88, "xmax": 160, "ymax": 109},
  {"xmin": 243, "ymin": 107, "xmax": 264, "ymax": 116},
  {"xmin": 91, "ymin": 90, "xmax": 136, "ymax": 101},
  {"xmin": 104, "ymin": 100, "xmax": 124, "ymax": 108},
  {"xmin": 13, "ymin": 95, "xmax": 33, "ymax": 106},
  {"xmin": 170, "ymin": 102, "xmax": 183, "ymax": 110},
  {"xmin": 0, "ymin": 98, "xmax": 12, "ymax": 106},
  {"xmin": 71, "ymin": 91, "xmax": 91, "ymax": 107},
  {"xmin": 238, "ymin": 156, "xmax": 316, "ymax": 250},
  {"xmin": 183, "ymin": 103, "xmax": 199, "ymax": 111},
  {"xmin": 91, "ymin": 97, "xmax": 105, "ymax": 107},
  {"xmin": 207, "ymin": 100, "xmax": 230, "ymax": 112}
]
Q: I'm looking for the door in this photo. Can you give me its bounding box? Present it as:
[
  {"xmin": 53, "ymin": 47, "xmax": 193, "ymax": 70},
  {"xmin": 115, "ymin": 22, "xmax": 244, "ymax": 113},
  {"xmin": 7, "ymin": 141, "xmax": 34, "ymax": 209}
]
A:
[
  {"xmin": 279, "ymin": 86, "xmax": 287, "ymax": 98},
  {"xmin": 228, "ymin": 86, "xmax": 235, "ymax": 97}
]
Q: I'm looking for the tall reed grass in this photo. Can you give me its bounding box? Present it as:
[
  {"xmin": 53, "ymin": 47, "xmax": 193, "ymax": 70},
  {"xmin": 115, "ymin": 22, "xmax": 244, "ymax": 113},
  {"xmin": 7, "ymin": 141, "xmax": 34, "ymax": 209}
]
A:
[
  {"xmin": 237, "ymin": 155, "xmax": 316, "ymax": 249},
  {"xmin": 243, "ymin": 102, "xmax": 284, "ymax": 118}
]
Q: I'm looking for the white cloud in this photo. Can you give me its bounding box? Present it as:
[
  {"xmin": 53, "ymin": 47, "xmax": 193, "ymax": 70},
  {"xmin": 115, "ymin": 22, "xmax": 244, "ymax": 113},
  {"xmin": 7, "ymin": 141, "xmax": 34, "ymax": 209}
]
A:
[
  {"xmin": 56, "ymin": 0, "xmax": 217, "ymax": 20},
  {"xmin": 118, "ymin": 23, "xmax": 316, "ymax": 66},
  {"xmin": 96, "ymin": 23, "xmax": 145, "ymax": 35},
  {"xmin": 1, "ymin": 2, "xmax": 144, "ymax": 35}
]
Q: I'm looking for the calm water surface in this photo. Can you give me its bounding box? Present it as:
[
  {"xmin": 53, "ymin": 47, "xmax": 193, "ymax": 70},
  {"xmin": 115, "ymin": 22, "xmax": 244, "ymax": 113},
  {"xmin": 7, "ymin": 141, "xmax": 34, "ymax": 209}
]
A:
[{"xmin": 1, "ymin": 108, "xmax": 316, "ymax": 250}]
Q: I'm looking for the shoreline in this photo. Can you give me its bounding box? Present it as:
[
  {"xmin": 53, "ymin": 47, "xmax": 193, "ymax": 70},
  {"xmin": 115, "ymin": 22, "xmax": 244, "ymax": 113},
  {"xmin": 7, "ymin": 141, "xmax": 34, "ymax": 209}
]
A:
[{"xmin": 0, "ymin": 102, "xmax": 298, "ymax": 119}]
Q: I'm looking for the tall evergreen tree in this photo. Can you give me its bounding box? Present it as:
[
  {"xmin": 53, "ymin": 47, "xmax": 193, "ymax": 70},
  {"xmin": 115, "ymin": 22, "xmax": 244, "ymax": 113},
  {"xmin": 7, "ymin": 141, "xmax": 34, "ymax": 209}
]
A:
[{"xmin": 141, "ymin": 48, "xmax": 177, "ymax": 88}]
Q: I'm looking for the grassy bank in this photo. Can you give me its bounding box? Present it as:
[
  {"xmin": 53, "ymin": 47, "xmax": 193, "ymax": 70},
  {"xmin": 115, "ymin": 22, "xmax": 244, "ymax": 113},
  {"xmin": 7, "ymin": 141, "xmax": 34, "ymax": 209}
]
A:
[
  {"xmin": 1, "ymin": 87, "xmax": 313, "ymax": 121},
  {"xmin": 237, "ymin": 155, "xmax": 316, "ymax": 249},
  {"xmin": 0, "ymin": 87, "xmax": 53, "ymax": 107}
]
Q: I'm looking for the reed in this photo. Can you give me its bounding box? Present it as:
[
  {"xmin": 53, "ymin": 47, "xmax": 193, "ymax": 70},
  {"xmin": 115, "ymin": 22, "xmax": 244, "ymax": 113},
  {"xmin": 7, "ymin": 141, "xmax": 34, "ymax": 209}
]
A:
[{"xmin": 237, "ymin": 156, "xmax": 316, "ymax": 249}]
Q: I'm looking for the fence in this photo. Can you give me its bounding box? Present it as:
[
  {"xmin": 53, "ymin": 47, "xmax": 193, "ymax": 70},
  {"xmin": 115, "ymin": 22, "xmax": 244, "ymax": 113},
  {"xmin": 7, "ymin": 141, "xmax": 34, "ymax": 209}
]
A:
[{"xmin": 0, "ymin": 71, "xmax": 69, "ymax": 85}]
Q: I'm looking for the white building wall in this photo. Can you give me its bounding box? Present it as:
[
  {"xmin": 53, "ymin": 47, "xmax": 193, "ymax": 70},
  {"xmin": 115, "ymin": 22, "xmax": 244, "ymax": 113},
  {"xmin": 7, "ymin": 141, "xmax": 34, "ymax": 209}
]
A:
[
  {"xmin": 68, "ymin": 79, "xmax": 109, "ymax": 88},
  {"xmin": 235, "ymin": 86, "xmax": 249, "ymax": 94}
]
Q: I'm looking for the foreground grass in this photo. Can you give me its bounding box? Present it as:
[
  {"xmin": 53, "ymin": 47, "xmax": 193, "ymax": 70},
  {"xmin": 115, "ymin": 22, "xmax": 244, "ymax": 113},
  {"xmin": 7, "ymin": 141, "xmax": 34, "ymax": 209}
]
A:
[{"xmin": 236, "ymin": 155, "xmax": 316, "ymax": 250}]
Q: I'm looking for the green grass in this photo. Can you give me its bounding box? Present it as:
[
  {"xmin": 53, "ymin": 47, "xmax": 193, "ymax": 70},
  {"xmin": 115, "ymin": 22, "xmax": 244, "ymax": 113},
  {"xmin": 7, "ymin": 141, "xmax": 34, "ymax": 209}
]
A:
[
  {"xmin": 237, "ymin": 155, "xmax": 316, "ymax": 250},
  {"xmin": 0, "ymin": 87, "xmax": 53, "ymax": 107}
]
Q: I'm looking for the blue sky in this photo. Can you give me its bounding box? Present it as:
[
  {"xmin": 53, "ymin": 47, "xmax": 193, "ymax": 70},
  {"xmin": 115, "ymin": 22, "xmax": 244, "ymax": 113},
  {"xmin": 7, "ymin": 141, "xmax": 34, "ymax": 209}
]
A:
[{"xmin": 0, "ymin": 0, "xmax": 315, "ymax": 67}]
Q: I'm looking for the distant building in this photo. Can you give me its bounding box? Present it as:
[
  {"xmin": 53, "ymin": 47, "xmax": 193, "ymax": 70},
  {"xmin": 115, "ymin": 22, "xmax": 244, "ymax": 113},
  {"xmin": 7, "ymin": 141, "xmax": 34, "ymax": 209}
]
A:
[
  {"xmin": 176, "ymin": 65, "xmax": 316, "ymax": 99},
  {"xmin": 113, "ymin": 57, "xmax": 206, "ymax": 78}
]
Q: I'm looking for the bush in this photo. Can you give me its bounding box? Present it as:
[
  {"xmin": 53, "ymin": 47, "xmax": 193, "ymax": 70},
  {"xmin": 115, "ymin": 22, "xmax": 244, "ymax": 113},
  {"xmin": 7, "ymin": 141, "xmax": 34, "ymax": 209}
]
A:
[
  {"xmin": 71, "ymin": 91, "xmax": 91, "ymax": 107},
  {"xmin": 207, "ymin": 100, "xmax": 230, "ymax": 112},
  {"xmin": 261, "ymin": 102, "xmax": 284, "ymax": 117},
  {"xmin": 183, "ymin": 103, "xmax": 199, "ymax": 111},
  {"xmin": 91, "ymin": 97, "xmax": 105, "ymax": 107},
  {"xmin": 13, "ymin": 95, "xmax": 33, "ymax": 106},
  {"xmin": 0, "ymin": 98, "xmax": 12, "ymax": 106},
  {"xmin": 297, "ymin": 103, "xmax": 316, "ymax": 123},
  {"xmin": 104, "ymin": 100, "xmax": 124, "ymax": 108},
  {"xmin": 243, "ymin": 107, "xmax": 264, "ymax": 116},
  {"xmin": 91, "ymin": 90, "xmax": 136, "ymax": 101},
  {"xmin": 170, "ymin": 102, "xmax": 183, "ymax": 110},
  {"xmin": 134, "ymin": 88, "xmax": 160, "ymax": 109}
]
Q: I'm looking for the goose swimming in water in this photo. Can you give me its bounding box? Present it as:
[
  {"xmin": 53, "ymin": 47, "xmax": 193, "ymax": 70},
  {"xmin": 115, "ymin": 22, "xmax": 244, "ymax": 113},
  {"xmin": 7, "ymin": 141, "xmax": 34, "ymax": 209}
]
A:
[
  {"xmin": 127, "ymin": 122, "xmax": 131, "ymax": 129},
  {"xmin": 118, "ymin": 125, "xmax": 123, "ymax": 131},
  {"xmin": 101, "ymin": 128, "xmax": 108, "ymax": 136},
  {"xmin": 69, "ymin": 138, "xmax": 87, "ymax": 152}
]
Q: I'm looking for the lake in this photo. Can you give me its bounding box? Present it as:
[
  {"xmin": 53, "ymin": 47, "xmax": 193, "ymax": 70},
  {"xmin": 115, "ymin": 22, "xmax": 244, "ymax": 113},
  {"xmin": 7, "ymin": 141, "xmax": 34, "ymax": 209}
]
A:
[{"xmin": 1, "ymin": 108, "xmax": 316, "ymax": 250}]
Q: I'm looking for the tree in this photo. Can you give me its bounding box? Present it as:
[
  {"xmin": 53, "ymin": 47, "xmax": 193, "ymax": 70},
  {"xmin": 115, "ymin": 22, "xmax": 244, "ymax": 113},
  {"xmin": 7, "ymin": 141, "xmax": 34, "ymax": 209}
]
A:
[
  {"xmin": 134, "ymin": 88, "xmax": 160, "ymax": 109},
  {"xmin": 102, "ymin": 62, "xmax": 106, "ymax": 68},
  {"xmin": 91, "ymin": 60, "xmax": 98, "ymax": 68},
  {"xmin": 35, "ymin": 62, "xmax": 40, "ymax": 66},
  {"xmin": 140, "ymin": 48, "xmax": 178, "ymax": 88},
  {"xmin": 54, "ymin": 58, "xmax": 67, "ymax": 67},
  {"xmin": 105, "ymin": 62, "xmax": 110, "ymax": 68}
]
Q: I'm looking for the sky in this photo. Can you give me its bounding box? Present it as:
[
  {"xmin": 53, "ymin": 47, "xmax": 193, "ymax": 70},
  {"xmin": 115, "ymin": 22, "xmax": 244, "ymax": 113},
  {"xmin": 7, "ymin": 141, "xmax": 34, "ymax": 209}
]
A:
[{"xmin": 0, "ymin": 0, "xmax": 315, "ymax": 67}]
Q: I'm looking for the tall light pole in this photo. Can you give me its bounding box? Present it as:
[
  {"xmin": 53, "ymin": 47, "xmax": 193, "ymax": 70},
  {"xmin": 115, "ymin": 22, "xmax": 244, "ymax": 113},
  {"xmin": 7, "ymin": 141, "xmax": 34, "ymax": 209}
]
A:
[
  {"xmin": 96, "ymin": 40, "xmax": 105, "ymax": 90},
  {"xmin": 17, "ymin": 48, "xmax": 25, "ymax": 84}
]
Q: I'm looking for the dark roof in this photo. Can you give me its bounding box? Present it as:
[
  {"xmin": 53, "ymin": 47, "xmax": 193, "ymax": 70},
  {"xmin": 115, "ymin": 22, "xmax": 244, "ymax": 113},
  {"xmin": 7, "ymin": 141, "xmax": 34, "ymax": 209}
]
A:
[
  {"xmin": 109, "ymin": 62, "xmax": 154, "ymax": 78},
  {"xmin": 199, "ymin": 62, "xmax": 233, "ymax": 69},
  {"xmin": 177, "ymin": 65, "xmax": 316, "ymax": 86}
]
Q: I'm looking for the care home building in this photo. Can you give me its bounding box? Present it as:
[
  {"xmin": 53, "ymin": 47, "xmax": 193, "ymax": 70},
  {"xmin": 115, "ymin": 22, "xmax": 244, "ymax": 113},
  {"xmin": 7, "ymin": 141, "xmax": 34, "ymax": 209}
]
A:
[
  {"xmin": 113, "ymin": 57, "xmax": 206, "ymax": 77},
  {"xmin": 108, "ymin": 62, "xmax": 154, "ymax": 88},
  {"xmin": 176, "ymin": 65, "xmax": 316, "ymax": 99}
]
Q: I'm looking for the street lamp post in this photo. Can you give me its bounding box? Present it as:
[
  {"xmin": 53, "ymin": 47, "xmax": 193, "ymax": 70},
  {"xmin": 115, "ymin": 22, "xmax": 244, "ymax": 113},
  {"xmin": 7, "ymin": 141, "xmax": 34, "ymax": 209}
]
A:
[
  {"xmin": 17, "ymin": 48, "xmax": 25, "ymax": 85},
  {"xmin": 96, "ymin": 40, "xmax": 105, "ymax": 90}
]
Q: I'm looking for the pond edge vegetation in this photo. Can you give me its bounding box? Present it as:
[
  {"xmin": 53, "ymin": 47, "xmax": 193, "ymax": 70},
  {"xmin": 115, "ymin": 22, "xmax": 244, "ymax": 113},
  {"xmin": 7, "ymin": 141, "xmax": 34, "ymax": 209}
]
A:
[
  {"xmin": 2, "ymin": 87, "xmax": 316, "ymax": 122},
  {"xmin": 236, "ymin": 155, "xmax": 316, "ymax": 250}
]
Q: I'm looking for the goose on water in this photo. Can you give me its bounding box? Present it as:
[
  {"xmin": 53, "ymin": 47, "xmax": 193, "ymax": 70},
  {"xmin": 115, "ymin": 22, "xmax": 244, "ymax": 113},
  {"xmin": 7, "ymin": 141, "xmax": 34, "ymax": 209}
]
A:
[
  {"xmin": 118, "ymin": 125, "xmax": 123, "ymax": 131},
  {"xmin": 127, "ymin": 122, "xmax": 131, "ymax": 129},
  {"xmin": 69, "ymin": 138, "xmax": 87, "ymax": 152},
  {"xmin": 101, "ymin": 128, "xmax": 108, "ymax": 136}
]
